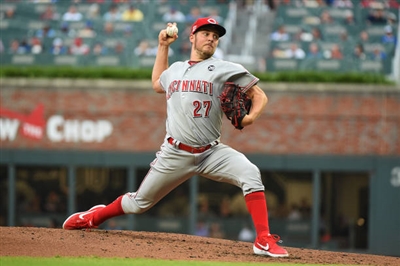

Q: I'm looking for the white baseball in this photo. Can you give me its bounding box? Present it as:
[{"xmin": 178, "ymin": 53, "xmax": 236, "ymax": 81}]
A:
[{"xmin": 166, "ymin": 25, "xmax": 178, "ymax": 37}]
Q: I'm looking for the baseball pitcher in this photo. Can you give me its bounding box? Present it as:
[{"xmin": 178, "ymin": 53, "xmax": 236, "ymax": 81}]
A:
[{"xmin": 63, "ymin": 17, "xmax": 289, "ymax": 258}]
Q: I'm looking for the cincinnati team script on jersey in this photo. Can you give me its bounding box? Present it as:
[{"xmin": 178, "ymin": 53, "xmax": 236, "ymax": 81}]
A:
[{"xmin": 166, "ymin": 80, "xmax": 214, "ymax": 99}]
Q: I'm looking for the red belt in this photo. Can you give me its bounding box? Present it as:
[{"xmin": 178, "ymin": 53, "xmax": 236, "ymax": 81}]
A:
[{"xmin": 168, "ymin": 137, "xmax": 216, "ymax": 154}]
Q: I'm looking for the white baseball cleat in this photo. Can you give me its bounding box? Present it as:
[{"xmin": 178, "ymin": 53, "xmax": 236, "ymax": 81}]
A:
[
  {"xmin": 253, "ymin": 234, "xmax": 289, "ymax": 257},
  {"xmin": 62, "ymin": 204, "xmax": 106, "ymax": 230}
]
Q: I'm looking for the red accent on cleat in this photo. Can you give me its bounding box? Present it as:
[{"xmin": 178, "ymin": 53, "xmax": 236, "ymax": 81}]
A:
[
  {"xmin": 253, "ymin": 234, "xmax": 289, "ymax": 257},
  {"xmin": 62, "ymin": 205, "xmax": 106, "ymax": 230}
]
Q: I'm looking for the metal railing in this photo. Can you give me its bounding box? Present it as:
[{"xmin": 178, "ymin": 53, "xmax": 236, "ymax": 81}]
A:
[
  {"xmin": 392, "ymin": 8, "xmax": 400, "ymax": 84},
  {"xmin": 220, "ymin": 0, "xmax": 237, "ymax": 56}
]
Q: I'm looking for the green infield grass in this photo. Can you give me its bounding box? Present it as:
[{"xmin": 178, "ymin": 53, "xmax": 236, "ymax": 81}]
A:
[{"xmin": 0, "ymin": 256, "xmax": 354, "ymax": 266}]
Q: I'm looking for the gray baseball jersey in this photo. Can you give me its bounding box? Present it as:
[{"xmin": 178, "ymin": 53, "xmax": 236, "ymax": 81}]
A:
[
  {"xmin": 160, "ymin": 57, "xmax": 259, "ymax": 146},
  {"xmin": 121, "ymin": 57, "xmax": 264, "ymax": 215}
]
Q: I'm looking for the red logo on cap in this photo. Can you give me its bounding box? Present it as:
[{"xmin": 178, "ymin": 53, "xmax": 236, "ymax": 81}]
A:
[{"xmin": 191, "ymin": 17, "xmax": 225, "ymax": 36}]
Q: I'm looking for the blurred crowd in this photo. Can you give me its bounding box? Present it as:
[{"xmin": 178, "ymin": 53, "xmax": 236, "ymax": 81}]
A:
[
  {"xmin": 268, "ymin": 0, "xmax": 397, "ymax": 63},
  {"xmin": 1, "ymin": 0, "xmax": 228, "ymax": 58},
  {"xmin": 2, "ymin": 0, "xmax": 397, "ymax": 69},
  {"xmin": 271, "ymin": 0, "xmax": 399, "ymax": 9}
]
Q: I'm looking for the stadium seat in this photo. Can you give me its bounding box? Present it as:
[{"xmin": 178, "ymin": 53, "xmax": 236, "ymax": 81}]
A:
[
  {"xmin": 316, "ymin": 60, "xmax": 342, "ymax": 71},
  {"xmin": 358, "ymin": 60, "xmax": 383, "ymax": 73},
  {"xmin": 54, "ymin": 55, "xmax": 78, "ymax": 66},
  {"xmin": 266, "ymin": 58, "xmax": 298, "ymax": 71},
  {"xmin": 96, "ymin": 55, "xmax": 121, "ymax": 66},
  {"xmin": 12, "ymin": 55, "xmax": 35, "ymax": 65}
]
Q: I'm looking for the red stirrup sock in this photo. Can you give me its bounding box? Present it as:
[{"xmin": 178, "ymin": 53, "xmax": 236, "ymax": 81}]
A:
[
  {"xmin": 245, "ymin": 191, "xmax": 270, "ymax": 236},
  {"xmin": 92, "ymin": 195, "xmax": 125, "ymax": 226}
]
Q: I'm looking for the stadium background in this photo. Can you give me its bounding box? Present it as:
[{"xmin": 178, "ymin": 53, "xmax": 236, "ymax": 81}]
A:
[{"xmin": 1, "ymin": 0, "xmax": 399, "ymax": 258}]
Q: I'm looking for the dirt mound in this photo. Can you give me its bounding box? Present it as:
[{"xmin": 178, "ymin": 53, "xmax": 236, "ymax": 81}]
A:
[{"xmin": 1, "ymin": 227, "xmax": 399, "ymax": 265}]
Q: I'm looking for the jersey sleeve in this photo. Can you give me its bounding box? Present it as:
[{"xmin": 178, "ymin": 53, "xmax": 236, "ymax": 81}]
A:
[
  {"xmin": 159, "ymin": 61, "xmax": 184, "ymax": 92},
  {"xmin": 224, "ymin": 62, "xmax": 259, "ymax": 93},
  {"xmin": 229, "ymin": 73, "xmax": 259, "ymax": 93},
  {"xmin": 159, "ymin": 70, "xmax": 168, "ymax": 92}
]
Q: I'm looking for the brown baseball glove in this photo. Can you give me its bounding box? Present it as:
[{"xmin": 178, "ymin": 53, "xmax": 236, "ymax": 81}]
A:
[{"xmin": 219, "ymin": 82, "xmax": 252, "ymax": 130}]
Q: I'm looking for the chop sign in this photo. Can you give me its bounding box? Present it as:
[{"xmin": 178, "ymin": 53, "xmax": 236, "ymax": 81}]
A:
[{"xmin": 0, "ymin": 104, "xmax": 113, "ymax": 143}]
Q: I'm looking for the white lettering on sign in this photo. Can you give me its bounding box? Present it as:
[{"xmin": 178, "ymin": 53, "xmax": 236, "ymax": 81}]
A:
[
  {"xmin": 47, "ymin": 115, "xmax": 113, "ymax": 143},
  {"xmin": 390, "ymin": 167, "xmax": 400, "ymax": 187},
  {"xmin": 0, "ymin": 119, "xmax": 20, "ymax": 141},
  {"xmin": 22, "ymin": 122, "xmax": 43, "ymax": 139},
  {"xmin": 1, "ymin": 105, "xmax": 113, "ymax": 143}
]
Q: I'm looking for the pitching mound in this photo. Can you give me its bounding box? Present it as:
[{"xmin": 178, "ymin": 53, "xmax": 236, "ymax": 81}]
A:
[{"xmin": 1, "ymin": 227, "xmax": 399, "ymax": 265}]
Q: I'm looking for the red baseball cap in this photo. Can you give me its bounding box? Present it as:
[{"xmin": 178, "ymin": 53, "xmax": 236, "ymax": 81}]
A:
[{"xmin": 191, "ymin": 17, "xmax": 226, "ymax": 37}]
